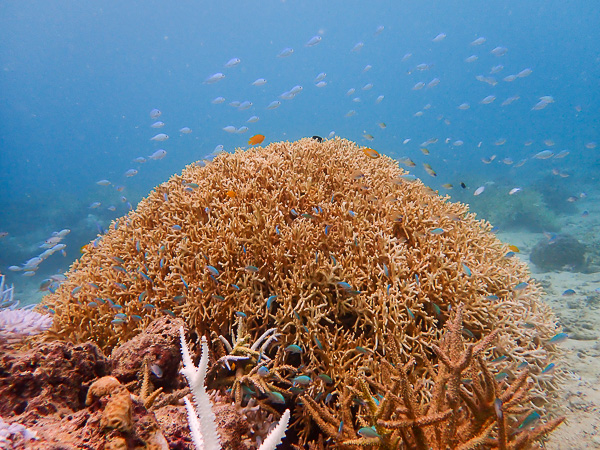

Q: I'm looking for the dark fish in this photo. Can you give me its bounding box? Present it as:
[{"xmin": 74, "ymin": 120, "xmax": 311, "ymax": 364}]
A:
[
  {"xmin": 460, "ymin": 182, "xmax": 467, "ymax": 189},
  {"xmin": 312, "ymin": 135, "xmax": 323, "ymax": 143}
]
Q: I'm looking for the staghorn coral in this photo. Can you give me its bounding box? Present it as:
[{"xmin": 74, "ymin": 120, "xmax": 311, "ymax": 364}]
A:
[
  {"xmin": 41, "ymin": 137, "xmax": 562, "ymax": 446},
  {"xmin": 302, "ymin": 305, "xmax": 563, "ymax": 449}
]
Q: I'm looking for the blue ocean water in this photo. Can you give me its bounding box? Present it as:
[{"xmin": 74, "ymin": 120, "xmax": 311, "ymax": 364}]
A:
[{"xmin": 0, "ymin": 0, "xmax": 598, "ymax": 302}]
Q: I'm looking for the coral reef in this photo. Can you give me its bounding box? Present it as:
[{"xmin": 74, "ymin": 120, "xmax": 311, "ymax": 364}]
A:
[
  {"xmin": 40, "ymin": 137, "xmax": 562, "ymax": 446},
  {"xmin": 530, "ymin": 234, "xmax": 587, "ymax": 272}
]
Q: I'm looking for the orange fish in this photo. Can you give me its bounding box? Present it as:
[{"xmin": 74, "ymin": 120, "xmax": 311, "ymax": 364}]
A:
[
  {"xmin": 508, "ymin": 244, "xmax": 520, "ymax": 253},
  {"xmin": 363, "ymin": 147, "xmax": 380, "ymax": 159},
  {"xmin": 226, "ymin": 190, "xmax": 237, "ymax": 198},
  {"xmin": 248, "ymin": 134, "xmax": 265, "ymax": 145}
]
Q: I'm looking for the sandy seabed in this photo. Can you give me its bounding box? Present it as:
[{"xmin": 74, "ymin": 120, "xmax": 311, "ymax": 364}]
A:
[{"xmin": 500, "ymin": 219, "xmax": 600, "ymax": 449}]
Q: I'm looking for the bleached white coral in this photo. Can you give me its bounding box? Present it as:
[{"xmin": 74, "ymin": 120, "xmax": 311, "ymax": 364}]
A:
[
  {"xmin": 179, "ymin": 326, "xmax": 289, "ymax": 450},
  {"xmin": 0, "ymin": 415, "xmax": 37, "ymax": 447},
  {"xmin": 0, "ymin": 308, "xmax": 53, "ymax": 344},
  {"xmin": 0, "ymin": 274, "xmax": 52, "ymax": 344}
]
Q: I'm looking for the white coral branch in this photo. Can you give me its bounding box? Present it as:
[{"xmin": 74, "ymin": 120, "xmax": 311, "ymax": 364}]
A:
[
  {"xmin": 179, "ymin": 326, "xmax": 289, "ymax": 450},
  {"xmin": 258, "ymin": 408, "xmax": 290, "ymax": 450},
  {"xmin": 179, "ymin": 327, "xmax": 221, "ymax": 450}
]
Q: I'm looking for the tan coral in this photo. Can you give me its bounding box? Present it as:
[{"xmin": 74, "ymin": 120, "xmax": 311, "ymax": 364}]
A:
[
  {"xmin": 86, "ymin": 375, "xmax": 123, "ymax": 406},
  {"xmin": 101, "ymin": 388, "xmax": 133, "ymax": 433},
  {"xmin": 40, "ymin": 137, "xmax": 562, "ymax": 445}
]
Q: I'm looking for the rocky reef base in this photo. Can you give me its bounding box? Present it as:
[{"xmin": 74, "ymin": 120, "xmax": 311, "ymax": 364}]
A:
[{"xmin": 0, "ymin": 317, "xmax": 277, "ymax": 450}]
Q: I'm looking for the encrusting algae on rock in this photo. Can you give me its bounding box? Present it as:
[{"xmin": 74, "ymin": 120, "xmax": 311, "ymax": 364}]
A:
[{"xmin": 40, "ymin": 137, "xmax": 564, "ymax": 447}]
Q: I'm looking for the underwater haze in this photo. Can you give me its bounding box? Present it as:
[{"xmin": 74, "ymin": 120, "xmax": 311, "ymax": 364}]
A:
[{"xmin": 0, "ymin": 0, "xmax": 599, "ymax": 302}]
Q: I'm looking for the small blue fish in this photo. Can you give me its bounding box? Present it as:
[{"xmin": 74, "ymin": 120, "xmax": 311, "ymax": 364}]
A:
[
  {"xmin": 162, "ymin": 309, "xmax": 175, "ymax": 317},
  {"xmin": 207, "ymin": 265, "xmax": 219, "ymax": 276},
  {"xmin": 245, "ymin": 265, "xmax": 259, "ymax": 273},
  {"xmin": 491, "ymin": 355, "xmax": 508, "ymax": 363},
  {"xmin": 267, "ymin": 391, "xmax": 285, "ymax": 404},
  {"xmin": 495, "ymin": 372, "xmax": 509, "ymax": 382},
  {"xmin": 139, "ymin": 291, "xmax": 147, "ymax": 302},
  {"xmin": 430, "ymin": 228, "xmax": 444, "ymax": 235},
  {"xmin": 357, "ymin": 426, "xmax": 381, "ymax": 439},
  {"xmin": 324, "ymin": 225, "xmax": 330, "ymax": 235},
  {"xmin": 562, "ymin": 289, "xmax": 576, "ymax": 297},
  {"xmin": 516, "ymin": 361, "xmax": 530, "ymax": 370},
  {"xmin": 88, "ymin": 302, "xmax": 98, "ymax": 308},
  {"xmin": 180, "ymin": 276, "xmax": 189, "ymax": 288},
  {"xmin": 276, "ymin": 225, "xmax": 280, "ymax": 235},
  {"xmin": 111, "ymin": 319, "xmax": 125, "ymax": 325},
  {"xmin": 291, "ymin": 208, "xmax": 298, "ymax": 216},
  {"xmin": 285, "ymin": 344, "xmax": 303, "ymax": 354},
  {"xmin": 114, "ymin": 313, "xmax": 127, "ymax": 320},
  {"xmin": 549, "ymin": 332, "xmax": 568, "ymax": 344},
  {"xmin": 131, "ymin": 315, "xmax": 143, "ymax": 322},
  {"xmin": 172, "ymin": 225, "xmax": 182, "ymax": 231},
  {"xmin": 486, "ymin": 295, "xmax": 499, "ymax": 301},
  {"xmin": 235, "ymin": 311, "xmax": 247, "ymax": 318},
  {"xmin": 504, "ymin": 251, "xmax": 515, "ymax": 258},
  {"xmin": 406, "ymin": 307, "xmax": 415, "ymax": 319},
  {"xmin": 212, "ymin": 294, "xmax": 225, "ymax": 301},
  {"xmin": 494, "ymin": 399, "xmax": 503, "ymax": 419},
  {"xmin": 330, "ymin": 254, "xmax": 337, "ymax": 265},
  {"xmin": 513, "ymin": 282, "xmax": 529, "ymax": 291},
  {"xmin": 461, "ymin": 263, "xmax": 472, "ymax": 276},
  {"xmin": 292, "ymin": 375, "xmax": 312, "ymax": 386},
  {"xmin": 231, "ymin": 284, "xmax": 240, "ymax": 290},
  {"xmin": 349, "ymin": 210, "xmax": 356, "ymax": 218},
  {"xmin": 337, "ymin": 282, "xmax": 352, "ymax": 290},
  {"xmin": 143, "ymin": 304, "xmax": 156, "ymax": 310},
  {"xmin": 318, "ymin": 374, "xmax": 332, "ymax": 384},
  {"xmin": 518, "ymin": 411, "xmax": 540, "ymax": 429},
  {"xmin": 173, "ymin": 295, "xmax": 185, "ymax": 303},
  {"xmin": 267, "ymin": 295, "xmax": 277, "ymax": 310},
  {"xmin": 257, "ymin": 366, "xmax": 270, "ymax": 377},
  {"xmin": 314, "ymin": 336, "xmax": 323, "ymax": 350},
  {"xmin": 113, "ymin": 282, "xmax": 127, "ymax": 291},
  {"xmin": 71, "ymin": 286, "xmax": 82, "ymax": 296},
  {"xmin": 383, "ymin": 263, "xmax": 389, "ymax": 277},
  {"xmin": 139, "ymin": 271, "xmax": 153, "ymax": 283},
  {"xmin": 541, "ymin": 363, "xmax": 555, "ymax": 375}
]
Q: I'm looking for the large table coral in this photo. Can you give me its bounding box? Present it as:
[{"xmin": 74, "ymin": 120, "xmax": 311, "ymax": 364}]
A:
[{"xmin": 41, "ymin": 137, "xmax": 562, "ymax": 446}]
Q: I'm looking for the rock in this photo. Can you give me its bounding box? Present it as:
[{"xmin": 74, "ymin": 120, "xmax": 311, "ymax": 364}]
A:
[
  {"xmin": 0, "ymin": 340, "xmax": 107, "ymax": 419},
  {"xmin": 530, "ymin": 234, "xmax": 587, "ymax": 272},
  {"xmin": 109, "ymin": 316, "xmax": 185, "ymax": 391}
]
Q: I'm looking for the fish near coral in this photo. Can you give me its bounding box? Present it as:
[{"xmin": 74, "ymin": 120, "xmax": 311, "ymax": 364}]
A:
[{"xmin": 248, "ymin": 134, "xmax": 265, "ymax": 145}]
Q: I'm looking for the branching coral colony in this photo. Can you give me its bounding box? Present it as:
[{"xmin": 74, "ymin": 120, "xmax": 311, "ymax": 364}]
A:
[
  {"xmin": 41, "ymin": 138, "xmax": 565, "ymax": 447},
  {"xmin": 302, "ymin": 304, "xmax": 564, "ymax": 449}
]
